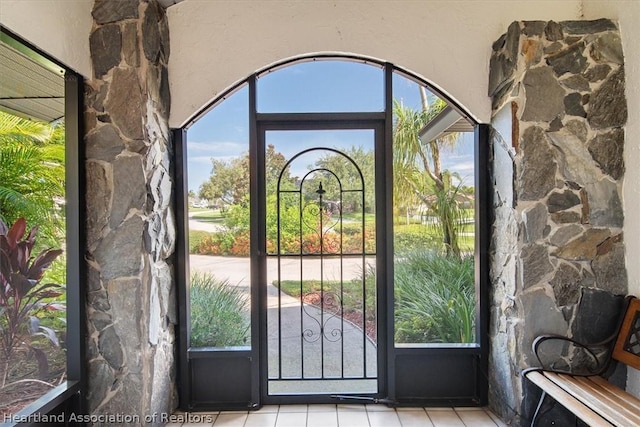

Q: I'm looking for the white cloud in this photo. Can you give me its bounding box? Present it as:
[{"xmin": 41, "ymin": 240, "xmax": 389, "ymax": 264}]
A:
[
  {"xmin": 189, "ymin": 156, "xmax": 211, "ymax": 164},
  {"xmin": 187, "ymin": 140, "xmax": 248, "ymax": 155},
  {"xmin": 450, "ymin": 161, "xmax": 475, "ymax": 173}
]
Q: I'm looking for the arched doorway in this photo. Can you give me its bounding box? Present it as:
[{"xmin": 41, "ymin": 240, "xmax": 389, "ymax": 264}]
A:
[{"xmin": 174, "ymin": 56, "xmax": 489, "ymax": 410}]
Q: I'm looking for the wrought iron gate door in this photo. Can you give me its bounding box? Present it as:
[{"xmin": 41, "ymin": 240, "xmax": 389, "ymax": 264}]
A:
[{"xmin": 262, "ymin": 129, "xmax": 378, "ymax": 399}]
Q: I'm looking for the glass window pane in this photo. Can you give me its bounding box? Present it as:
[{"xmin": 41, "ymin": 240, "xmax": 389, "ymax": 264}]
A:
[
  {"xmin": 257, "ymin": 60, "xmax": 384, "ymax": 113},
  {"xmin": 187, "ymin": 86, "xmax": 251, "ymax": 348},
  {"xmin": 392, "ymin": 73, "xmax": 477, "ymax": 346},
  {"xmin": 0, "ymin": 36, "xmax": 67, "ymax": 415}
]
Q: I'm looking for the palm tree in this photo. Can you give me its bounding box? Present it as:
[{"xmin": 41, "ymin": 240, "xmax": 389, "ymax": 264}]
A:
[
  {"xmin": 0, "ymin": 111, "xmax": 65, "ymax": 245},
  {"xmin": 392, "ymin": 90, "xmax": 468, "ymax": 257}
]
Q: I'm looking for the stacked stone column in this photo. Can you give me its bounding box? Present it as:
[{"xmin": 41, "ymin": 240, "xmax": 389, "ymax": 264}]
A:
[
  {"xmin": 84, "ymin": 0, "xmax": 176, "ymax": 424},
  {"xmin": 488, "ymin": 19, "xmax": 628, "ymax": 424}
]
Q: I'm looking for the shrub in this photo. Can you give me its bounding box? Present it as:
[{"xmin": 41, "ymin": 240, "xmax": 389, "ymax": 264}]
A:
[
  {"xmin": 224, "ymin": 199, "xmax": 250, "ymax": 233},
  {"xmin": 341, "ymin": 223, "xmax": 362, "ymax": 236},
  {"xmin": 394, "ymin": 249, "xmax": 475, "ymax": 343},
  {"xmin": 343, "ymin": 227, "xmax": 376, "ymax": 254},
  {"xmin": 0, "ymin": 218, "xmax": 64, "ymax": 387},
  {"xmin": 189, "ymin": 230, "xmax": 213, "ymax": 253},
  {"xmin": 193, "ymin": 231, "xmax": 236, "ymax": 256},
  {"xmin": 190, "ymin": 272, "xmax": 250, "ymax": 348},
  {"xmin": 301, "ymin": 232, "xmax": 340, "ymax": 254},
  {"xmin": 393, "ymin": 224, "xmax": 439, "ymax": 254},
  {"xmin": 229, "ymin": 231, "xmax": 250, "ymax": 256}
]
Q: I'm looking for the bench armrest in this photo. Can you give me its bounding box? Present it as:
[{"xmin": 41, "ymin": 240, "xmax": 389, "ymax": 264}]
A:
[{"xmin": 532, "ymin": 334, "xmax": 614, "ymax": 376}]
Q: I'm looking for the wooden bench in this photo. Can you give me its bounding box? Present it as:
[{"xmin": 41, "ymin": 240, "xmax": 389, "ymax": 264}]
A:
[{"xmin": 524, "ymin": 296, "xmax": 640, "ymax": 426}]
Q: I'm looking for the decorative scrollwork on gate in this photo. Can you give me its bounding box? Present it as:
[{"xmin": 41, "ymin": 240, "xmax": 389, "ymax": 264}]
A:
[{"xmin": 302, "ymin": 290, "xmax": 344, "ymax": 343}]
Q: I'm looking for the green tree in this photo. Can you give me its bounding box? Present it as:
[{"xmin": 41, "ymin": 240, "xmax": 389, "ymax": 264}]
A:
[
  {"xmin": 199, "ymin": 155, "xmax": 249, "ymax": 208},
  {"xmin": 265, "ymin": 144, "xmax": 295, "ymax": 193},
  {"xmin": 200, "ymin": 144, "xmax": 295, "ymax": 209},
  {"xmin": 393, "ymin": 93, "xmax": 469, "ymax": 257},
  {"xmin": 0, "ymin": 111, "xmax": 65, "ymax": 245},
  {"xmin": 309, "ymin": 146, "xmax": 375, "ymax": 214}
]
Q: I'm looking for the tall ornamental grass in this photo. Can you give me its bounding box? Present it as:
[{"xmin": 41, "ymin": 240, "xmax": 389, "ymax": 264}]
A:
[
  {"xmin": 394, "ymin": 250, "xmax": 475, "ymax": 344},
  {"xmin": 190, "ymin": 272, "xmax": 250, "ymax": 348}
]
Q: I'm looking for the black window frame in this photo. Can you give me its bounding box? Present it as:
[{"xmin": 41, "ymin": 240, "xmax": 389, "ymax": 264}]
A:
[
  {"xmin": 0, "ymin": 26, "xmax": 85, "ymax": 426},
  {"xmin": 174, "ymin": 55, "xmax": 489, "ymax": 409}
]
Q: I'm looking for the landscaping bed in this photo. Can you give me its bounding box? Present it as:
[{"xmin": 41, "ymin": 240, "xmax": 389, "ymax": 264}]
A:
[{"xmin": 277, "ymin": 279, "xmax": 377, "ymax": 342}]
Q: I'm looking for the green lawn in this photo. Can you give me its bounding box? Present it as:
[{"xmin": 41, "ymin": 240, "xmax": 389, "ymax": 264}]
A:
[
  {"xmin": 190, "ymin": 209, "xmax": 225, "ymax": 223},
  {"xmin": 342, "ymin": 212, "xmax": 375, "ymax": 223}
]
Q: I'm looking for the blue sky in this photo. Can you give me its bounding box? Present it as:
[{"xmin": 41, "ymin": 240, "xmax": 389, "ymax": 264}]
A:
[{"xmin": 187, "ymin": 61, "xmax": 474, "ymax": 194}]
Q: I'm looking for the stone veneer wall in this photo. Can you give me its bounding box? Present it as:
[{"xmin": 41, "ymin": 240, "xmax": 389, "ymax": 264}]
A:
[
  {"xmin": 488, "ymin": 19, "xmax": 628, "ymax": 425},
  {"xmin": 84, "ymin": 0, "xmax": 176, "ymax": 424}
]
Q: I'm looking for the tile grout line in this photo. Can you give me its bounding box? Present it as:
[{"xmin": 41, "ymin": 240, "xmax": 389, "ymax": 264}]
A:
[
  {"xmin": 424, "ymin": 407, "xmax": 435, "ymax": 427},
  {"xmin": 453, "ymin": 407, "xmax": 466, "ymax": 427}
]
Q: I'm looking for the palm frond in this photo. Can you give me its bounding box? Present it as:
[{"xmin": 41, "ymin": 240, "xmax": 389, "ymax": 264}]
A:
[
  {"xmin": 392, "ymin": 93, "xmax": 469, "ymax": 257},
  {"xmin": 0, "ymin": 111, "xmax": 53, "ymax": 143},
  {"xmin": 0, "ymin": 112, "xmax": 65, "ymax": 245}
]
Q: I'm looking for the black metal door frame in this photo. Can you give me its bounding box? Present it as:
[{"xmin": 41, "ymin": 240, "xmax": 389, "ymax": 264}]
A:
[{"xmin": 252, "ymin": 100, "xmax": 389, "ymax": 404}]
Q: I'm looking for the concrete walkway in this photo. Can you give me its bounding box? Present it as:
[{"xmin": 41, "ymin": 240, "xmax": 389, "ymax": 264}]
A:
[{"xmin": 189, "ymin": 254, "xmax": 377, "ymax": 394}]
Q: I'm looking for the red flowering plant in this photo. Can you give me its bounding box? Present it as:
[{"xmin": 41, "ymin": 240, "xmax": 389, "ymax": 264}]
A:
[{"xmin": 0, "ymin": 218, "xmax": 64, "ymax": 388}]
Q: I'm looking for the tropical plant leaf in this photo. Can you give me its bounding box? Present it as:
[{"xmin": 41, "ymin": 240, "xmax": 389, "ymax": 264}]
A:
[
  {"xmin": 6, "ymin": 218, "xmax": 26, "ymax": 249},
  {"xmin": 35, "ymin": 325, "xmax": 59, "ymax": 347},
  {"xmin": 9, "ymin": 273, "xmax": 33, "ymax": 298},
  {"xmin": 29, "ymin": 316, "xmax": 40, "ymax": 335},
  {"xmin": 28, "ymin": 249, "xmax": 63, "ymax": 280},
  {"xmin": 0, "ymin": 112, "xmax": 53, "ymax": 143},
  {"xmin": 43, "ymin": 303, "xmax": 65, "ymax": 311},
  {"xmin": 0, "ymin": 111, "xmax": 65, "ymax": 245}
]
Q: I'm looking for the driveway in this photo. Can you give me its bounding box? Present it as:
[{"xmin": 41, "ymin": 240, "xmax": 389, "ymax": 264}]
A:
[{"xmin": 189, "ymin": 254, "xmax": 370, "ymax": 285}]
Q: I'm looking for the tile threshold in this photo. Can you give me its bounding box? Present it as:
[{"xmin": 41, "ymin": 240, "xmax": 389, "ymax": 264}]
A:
[{"xmin": 168, "ymin": 404, "xmax": 506, "ymax": 426}]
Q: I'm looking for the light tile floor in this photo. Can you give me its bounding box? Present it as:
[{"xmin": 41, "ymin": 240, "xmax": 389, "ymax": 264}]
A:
[{"xmin": 166, "ymin": 405, "xmax": 507, "ymax": 427}]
